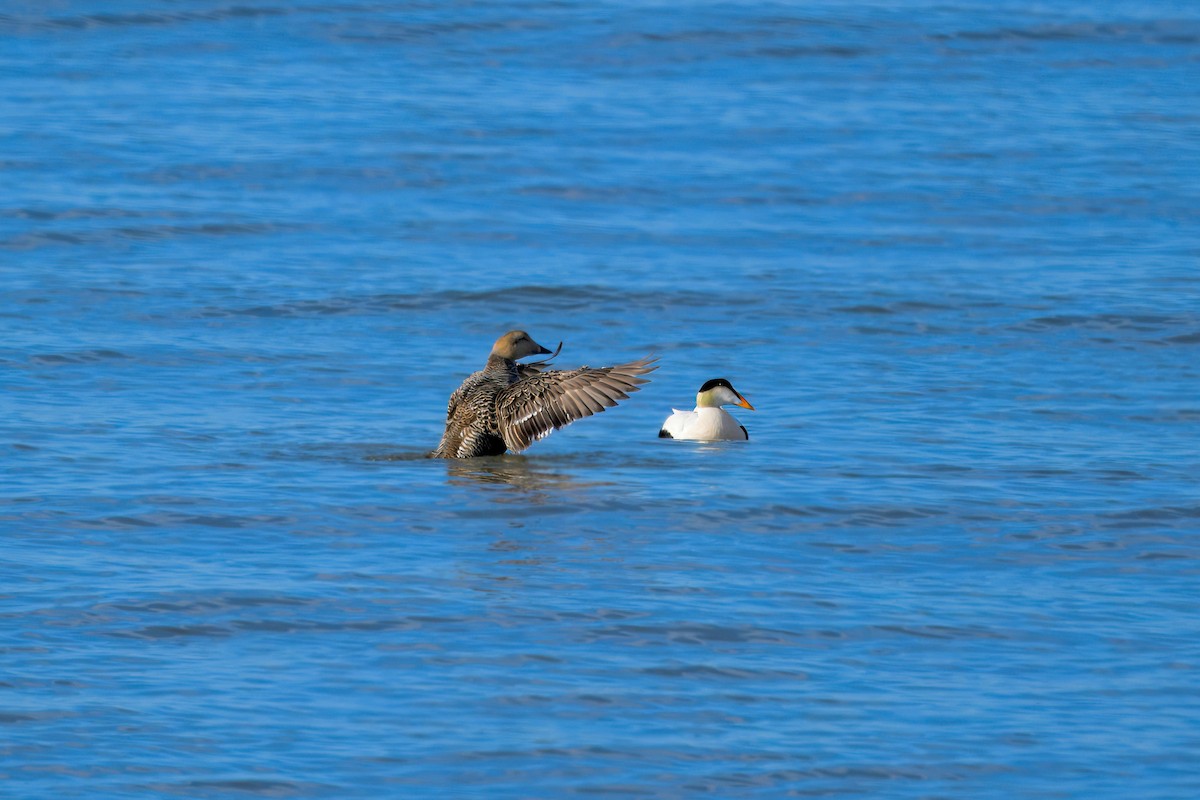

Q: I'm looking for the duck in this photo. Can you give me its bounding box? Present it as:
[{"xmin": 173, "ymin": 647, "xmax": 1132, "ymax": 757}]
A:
[
  {"xmin": 431, "ymin": 330, "xmax": 657, "ymax": 458},
  {"xmin": 658, "ymin": 378, "xmax": 755, "ymax": 441}
]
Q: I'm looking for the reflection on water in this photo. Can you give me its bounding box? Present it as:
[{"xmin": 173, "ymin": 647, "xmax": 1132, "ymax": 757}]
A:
[{"xmin": 444, "ymin": 455, "xmax": 615, "ymax": 498}]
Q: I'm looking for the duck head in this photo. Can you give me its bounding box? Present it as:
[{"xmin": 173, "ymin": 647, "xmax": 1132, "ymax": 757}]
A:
[
  {"xmin": 491, "ymin": 330, "xmax": 554, "ymax": 360},
  {"xmin": 696, "ymin": 378, "xmax": 755, "ymax": 410}
]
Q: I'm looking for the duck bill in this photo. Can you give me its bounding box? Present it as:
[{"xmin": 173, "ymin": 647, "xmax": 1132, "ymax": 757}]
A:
[{"xmin": 735, "ymin": 394, "xmax": 755, "ymax": 411}]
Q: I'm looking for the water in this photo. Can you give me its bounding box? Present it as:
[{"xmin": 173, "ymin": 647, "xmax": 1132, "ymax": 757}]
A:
[{"xmin": 3, "ymin": 1, "xmax": 1199, "ymax": 797}]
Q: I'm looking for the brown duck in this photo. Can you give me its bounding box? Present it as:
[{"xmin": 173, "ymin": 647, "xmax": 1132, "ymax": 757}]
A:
[{"xmin": 431, "ymin": 330, "xmax": 657, "ymax": 458}]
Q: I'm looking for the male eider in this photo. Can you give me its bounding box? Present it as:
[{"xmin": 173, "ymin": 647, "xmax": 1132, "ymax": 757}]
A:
[
  {"xmin": 431, "ymin": 330, "xmax": 657, "ymax": 458},
  {"xmin": 658, "ymin": 378, "xmax": 754, "ymax": 441}
]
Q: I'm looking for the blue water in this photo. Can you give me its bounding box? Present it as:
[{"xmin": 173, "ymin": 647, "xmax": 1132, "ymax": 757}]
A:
[{"xmin": 3, "ymin": 1, "xmax": 1199, "ymax": 797}]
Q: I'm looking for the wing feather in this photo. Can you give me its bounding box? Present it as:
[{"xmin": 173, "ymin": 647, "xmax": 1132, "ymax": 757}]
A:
[
  {"xmin": 583, "ymin": 386, "xmax": 614, "ymax": 412},
  {"xmin": 496, "ymin": 356, "xmax": 657, "ymax": 452},
  {"xmin": 577, "ymin": 386, "xmax": 607, "ymax": 414}
]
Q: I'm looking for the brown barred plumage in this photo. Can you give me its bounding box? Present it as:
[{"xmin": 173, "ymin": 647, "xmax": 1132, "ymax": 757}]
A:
[{"xmin": 431, "ymin": 331, "xmax": 656, "ymax": 459}]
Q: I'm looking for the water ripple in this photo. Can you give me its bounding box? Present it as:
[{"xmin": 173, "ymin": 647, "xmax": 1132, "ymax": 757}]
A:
[{"xmin": 4, "ymin": 1, "xmax": 1199, "ymax": 797}]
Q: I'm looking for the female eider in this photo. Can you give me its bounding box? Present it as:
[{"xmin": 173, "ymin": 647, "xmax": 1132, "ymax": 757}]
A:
[
  {"xmin": 658, "ymin": 378, "xmax": 755, "ymax": 441},
  {"xmin": 431, "ymin": 330, "xmax": 657, "ymax": 459}
]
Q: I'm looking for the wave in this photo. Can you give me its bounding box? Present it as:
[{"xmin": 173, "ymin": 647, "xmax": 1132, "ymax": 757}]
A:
[{"xmin": 929, "ymin": 20, "xmax": 1200, "ymax": 46}]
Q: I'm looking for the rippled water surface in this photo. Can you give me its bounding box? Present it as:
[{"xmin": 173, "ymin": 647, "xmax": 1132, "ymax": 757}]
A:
[{"xmin": 3, "ymin": 1, "xmax": 1199, "ymax": 798}]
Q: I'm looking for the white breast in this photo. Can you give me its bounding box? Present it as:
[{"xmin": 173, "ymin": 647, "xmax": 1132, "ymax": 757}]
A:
[{"xmin": 660, "ymin": 407, "xmax": 747, "ymax": 441}]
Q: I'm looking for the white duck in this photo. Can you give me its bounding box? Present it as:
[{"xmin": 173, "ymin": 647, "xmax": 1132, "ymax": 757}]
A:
[{"xmin": 658, "ymin": 378, "xmax": 755, "ymax": 441}]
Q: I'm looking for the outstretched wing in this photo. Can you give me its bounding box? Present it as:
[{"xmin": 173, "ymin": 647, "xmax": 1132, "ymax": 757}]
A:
[{"xmin": 496, "ymin": 356, "xmax": 658, "ymax": 452}]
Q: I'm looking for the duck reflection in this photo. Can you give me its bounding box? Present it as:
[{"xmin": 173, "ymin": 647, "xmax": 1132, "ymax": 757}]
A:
[
  {"xmin": 447, "ymin": 456, "xmax": 565, "ymax": 491},
  {"xmin": 444, "ymin": 455, "xmax": 612, "ymax": 500}
]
